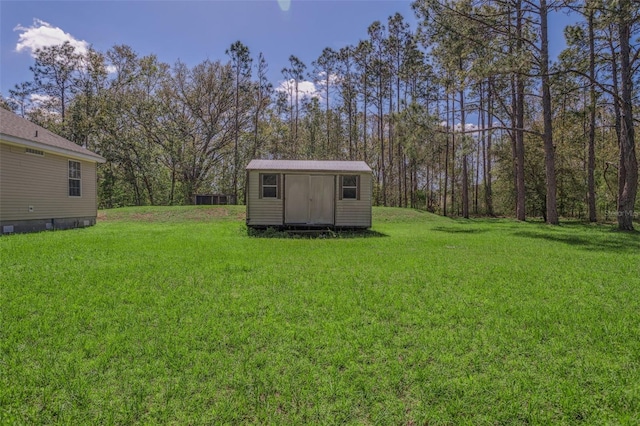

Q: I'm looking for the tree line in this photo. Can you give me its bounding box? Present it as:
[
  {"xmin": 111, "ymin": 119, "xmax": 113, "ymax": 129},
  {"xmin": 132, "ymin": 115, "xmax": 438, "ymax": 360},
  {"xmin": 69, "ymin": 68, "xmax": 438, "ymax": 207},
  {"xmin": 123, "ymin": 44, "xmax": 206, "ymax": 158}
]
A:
[{"xmin": 2, "ymin": 0, "xmax": 638, "ymax": 230}]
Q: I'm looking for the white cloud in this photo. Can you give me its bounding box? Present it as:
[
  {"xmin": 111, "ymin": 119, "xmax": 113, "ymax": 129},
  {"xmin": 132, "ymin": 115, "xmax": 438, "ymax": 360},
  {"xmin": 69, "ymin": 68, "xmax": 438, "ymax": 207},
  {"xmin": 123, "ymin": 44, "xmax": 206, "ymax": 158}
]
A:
[
  {"xmin": 14, "ymin": 19, "xmax": 89, "ymax": 57},
  {"xmin": 277, "ymin": 0, "xmax": 291, "ymax": 12},
  {"xmin": 441, "ymin": 121, "xmax": 482, "ymax": 135},
  {"xmin": 14, "ymin": 19, "xmax": 117, "ymax": 75},
  {"xmin": 315, "ymin": 71, "xmax": 341, "ymax": 86},
  {"xmin": 298, "ymin": 81, "xmax": 320, "ymax": 98},
  {"xmin": 27, "ymin": 94, "xmax": 61, "ymax": 118},
  {"xmin": 454, "ymin": 123, "xmax": 479, "ymax": 133},
  {"xmin": 276, "ymin": 79, "xmax": 320, "ymax": 100},
  {"xmin": 29, "ymin": 93, "xmax": 57, "ymax": 106}
]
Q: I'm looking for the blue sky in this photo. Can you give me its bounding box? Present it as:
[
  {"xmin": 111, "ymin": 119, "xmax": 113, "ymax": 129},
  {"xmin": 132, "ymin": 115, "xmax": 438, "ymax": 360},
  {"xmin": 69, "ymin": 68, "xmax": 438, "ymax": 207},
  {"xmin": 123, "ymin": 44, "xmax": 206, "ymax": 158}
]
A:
[{"xmin": 1, "ymin": 0, "xmax": 577, "ymax": 100}]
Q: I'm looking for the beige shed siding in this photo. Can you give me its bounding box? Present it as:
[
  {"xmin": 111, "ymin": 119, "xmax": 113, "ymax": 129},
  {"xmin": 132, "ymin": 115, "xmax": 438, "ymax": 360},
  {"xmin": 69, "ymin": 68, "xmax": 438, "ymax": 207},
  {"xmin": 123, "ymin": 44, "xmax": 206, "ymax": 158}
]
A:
[
  {"xmin": 246, "ymin": 170, "xmax": 283, "ymax": 226},
  {"xmin": 246, "ymin": 167, "xmax": 372, "ymax": 227},
  {"xmin": 0, "ymin": 142, "xmax": 98, "ymax": 221},
  {"xmin": 335, "ymin": 174, "xmax": 372, "ymax": 227}
]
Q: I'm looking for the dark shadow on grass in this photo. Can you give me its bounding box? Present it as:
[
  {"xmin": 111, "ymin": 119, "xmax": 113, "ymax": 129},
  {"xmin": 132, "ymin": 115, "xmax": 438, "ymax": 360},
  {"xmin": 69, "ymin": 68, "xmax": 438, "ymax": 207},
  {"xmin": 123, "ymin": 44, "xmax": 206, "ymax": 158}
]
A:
[
  {"xmin": 247, "ymin": 227, "xmax": 388, "ymax": 239},
  {"xmin": 512, "ymin": 229, "xmax": 640, "ymax": 254},
  {"xmin": 431, "ymin": 226, "xmax": 489, "ymax": 234}
]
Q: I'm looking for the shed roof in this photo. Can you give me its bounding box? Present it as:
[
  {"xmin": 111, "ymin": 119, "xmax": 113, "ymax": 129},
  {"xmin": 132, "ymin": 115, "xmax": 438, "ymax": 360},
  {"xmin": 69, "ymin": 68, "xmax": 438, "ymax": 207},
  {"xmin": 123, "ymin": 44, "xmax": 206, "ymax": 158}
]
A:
[
  {"xmin": 246, "ymin": 159, "xmax": 371, "ymax": 173},
  {"xmin": 0, "ymin": 108, "xmax": 106, "ymax": 163}
]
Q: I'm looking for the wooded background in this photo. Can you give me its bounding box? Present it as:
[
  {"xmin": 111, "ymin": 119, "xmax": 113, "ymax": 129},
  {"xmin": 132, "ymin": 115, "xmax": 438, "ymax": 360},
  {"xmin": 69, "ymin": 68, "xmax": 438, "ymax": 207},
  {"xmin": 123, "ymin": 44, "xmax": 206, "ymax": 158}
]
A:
[{"xmin": 2, "ymin": 0, "xmax": 638, "ymax": 229}]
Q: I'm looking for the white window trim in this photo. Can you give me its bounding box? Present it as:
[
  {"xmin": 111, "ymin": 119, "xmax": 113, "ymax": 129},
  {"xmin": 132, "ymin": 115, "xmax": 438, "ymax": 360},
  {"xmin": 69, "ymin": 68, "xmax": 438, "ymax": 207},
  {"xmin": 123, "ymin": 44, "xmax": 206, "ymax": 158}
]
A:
[
  {"xmin": 260, "ymin": 173, "xmax": 280, "ymax": 199},
  {"xmin": 68, "ymin": 160, "xmax": 82, "ymax": 198},
  {"xmin": 341, "ymin": 175, "xmax": 359, "ymax": 200}
]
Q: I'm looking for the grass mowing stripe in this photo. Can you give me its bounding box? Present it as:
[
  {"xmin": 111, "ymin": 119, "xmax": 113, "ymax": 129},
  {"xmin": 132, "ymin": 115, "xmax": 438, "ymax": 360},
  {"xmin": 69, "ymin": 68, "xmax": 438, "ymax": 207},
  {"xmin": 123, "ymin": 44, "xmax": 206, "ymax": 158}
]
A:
[{"xmin": 1, "ymin": 206, "xmax": 639, "ymax": 424}]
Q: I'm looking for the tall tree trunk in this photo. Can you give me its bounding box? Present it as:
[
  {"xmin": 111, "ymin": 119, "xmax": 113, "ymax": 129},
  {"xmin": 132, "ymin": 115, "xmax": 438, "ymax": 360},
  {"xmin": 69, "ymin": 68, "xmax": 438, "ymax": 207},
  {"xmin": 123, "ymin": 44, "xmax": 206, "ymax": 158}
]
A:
[
  {"xmin": 506, "ymin": 1, "xmax": 525, "ymax": 220},
  {"xmin": 413, "ymin": 159, "xmax": 418, "ymax": 209},
  {"xmin": 403, "ymin": 152, "xmax": 408, "ymax": 208},
  {"xmin": 170, "ymin": 167, "xmax": 176, "ymax": 206},
  {"xmin": 363, "ymin": 73, "xmax": 368, "ymax": 164},
  {"xmin": 443, "ymin": 91, "xmax": 450, "ymax": 216},
  {"xmin": 481, "ymin": 81, "xmax": 488, "ymax": 214},
  {"xmin": 514, "ymin": 77, "xmax": 526, "ymax": 221},
  {"xmin": 608, "ymin": 33, "xmax": 625, "ymax": 210},
  {"xmin": 450, "ymin": 91, "xmax": 456, "ymax": 216},
  {"xmin": 397, "ymin": 55, "xmax": 404, "ymax": 208},
  {"xmin": 143, "ymin": 175, "xmax": 155, "ymax": 206},
  {"xmin": 586, "ymin": 10, "xmax": 597, "ymax": 222},
  {"xmin": 353, "ymin": 99, "xmax": 358, "ymax": 160},
  {"xmin": 617, "ymin": 2, "xmax": 638, "ymax": 231},
  {"xmin": 232, "ymin": 69, "xmax": 239, "ymax": 205},
  {"xmin": 485, "ymin": 78, "xmax": 494, "ymax": 216},
  {"xmin": 515, "ymin": 1, "xmax": 526, "ymax": 221},
  {"xmin": 294, "ymin": 80, "xmax": 299, "ymax": 151},
  {"xmin": 410, "ymin": 159, "xmax": 420, "ymax": 209},
  {"xmin": 379, "ymin": 75, "xmax": 386, "ymax": 206},
  {"xmin": 326, "ymin": 72, "xmax": 330, "ymax": 156},
  {"xmin": 460, "ymin": 88, "xmax": 469, "ymax": 219},
  {"xmin": 388, "ymin": 79, "xmax": 395, "ymax": 206},
  {"xmin": 289, "ymin": 85, "xmax": 294, "ymax": 147},
  {"xmin": 475, "ymin": 102, "xmax": 481, "ymax": 215},
  {"xmin": 540, "ymin": 0, "xmax": 559, "ymax": 225}
]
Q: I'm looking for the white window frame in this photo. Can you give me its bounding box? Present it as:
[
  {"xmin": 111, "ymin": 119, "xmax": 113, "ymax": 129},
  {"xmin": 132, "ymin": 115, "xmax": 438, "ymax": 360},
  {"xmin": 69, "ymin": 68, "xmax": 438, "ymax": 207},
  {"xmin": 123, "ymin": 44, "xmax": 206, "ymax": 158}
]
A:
[
  {"xmin": 260, "ymin": 173, "xmax": 279, "ymax": 199},
  {"xmin": 68, "ymin": 160, "xmax": 81, "ymax": 197},
  {"xmin": 341, "ymin": 175, "xmax": 359, "ymax": 200}
]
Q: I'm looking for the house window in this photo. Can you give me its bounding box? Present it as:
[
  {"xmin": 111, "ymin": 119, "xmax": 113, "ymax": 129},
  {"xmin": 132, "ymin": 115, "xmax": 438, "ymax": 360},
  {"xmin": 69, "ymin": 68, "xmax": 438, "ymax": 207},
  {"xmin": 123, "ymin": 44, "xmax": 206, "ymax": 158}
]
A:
[
  {"xmin": 341, "ymin": 175, "xmax": 359, "ymax": 200},
  {"xmin": 69, "ymin": 160, "xmax": 81, "ymax": 197},
  {"xmin": 260, "ymin": 173, "xmax": 279, "ymax": 199}
]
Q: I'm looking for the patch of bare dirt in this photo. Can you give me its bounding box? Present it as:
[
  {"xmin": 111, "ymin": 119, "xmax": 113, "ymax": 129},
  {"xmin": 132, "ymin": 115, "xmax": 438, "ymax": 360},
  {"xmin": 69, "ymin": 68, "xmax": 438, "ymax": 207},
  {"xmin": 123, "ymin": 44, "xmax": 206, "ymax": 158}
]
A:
[
  {"xmin": 184, "ymin": 207, "xmax": 230, "ymax": 222},
  {"xmin": 131, "ymin": 213, "xmax": 156, "ymax": 221}
]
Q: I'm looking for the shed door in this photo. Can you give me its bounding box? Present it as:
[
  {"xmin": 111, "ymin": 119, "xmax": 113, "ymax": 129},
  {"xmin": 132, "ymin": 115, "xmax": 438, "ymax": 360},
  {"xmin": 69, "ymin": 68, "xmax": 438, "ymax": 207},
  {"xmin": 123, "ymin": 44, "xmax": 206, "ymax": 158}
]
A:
[
  {"xmin": 309, "ymin": 175, "xmax": 334, "ymax": 224},
  {"xmin": 285, "ymin": 175, "xmax": 335, "ymax": 225},
  {"xmin": 285, "ymin": 175, "xmax": 309, "ymax": 224}
]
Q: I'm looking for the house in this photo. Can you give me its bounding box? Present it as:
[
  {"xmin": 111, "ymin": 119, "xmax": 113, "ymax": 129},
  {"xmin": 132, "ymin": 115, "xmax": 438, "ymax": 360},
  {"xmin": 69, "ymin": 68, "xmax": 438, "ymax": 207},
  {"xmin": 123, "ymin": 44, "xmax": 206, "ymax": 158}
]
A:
[
  {"xmin": 246, "ymin": 159, "xmax": 372, "ymax": 228},
  {"xmin": 0, "ymin": 108, "xmax": 106, "ymax": 234}
]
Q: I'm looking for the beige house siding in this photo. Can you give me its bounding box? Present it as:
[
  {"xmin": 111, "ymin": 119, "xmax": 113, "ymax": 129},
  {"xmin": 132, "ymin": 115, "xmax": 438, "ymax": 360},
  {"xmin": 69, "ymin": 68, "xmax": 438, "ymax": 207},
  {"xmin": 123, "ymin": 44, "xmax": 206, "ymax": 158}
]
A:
[
  {"xmin": 246, "ymin": 170, "xmax": 284, "ymax": 226},
  {"xmin": 335, "ymin": 174, "xmax": 372, "ymax": 227},
  {"xmin": 0, "ymin": 142, "xmax": 98, "ymax": 221}
]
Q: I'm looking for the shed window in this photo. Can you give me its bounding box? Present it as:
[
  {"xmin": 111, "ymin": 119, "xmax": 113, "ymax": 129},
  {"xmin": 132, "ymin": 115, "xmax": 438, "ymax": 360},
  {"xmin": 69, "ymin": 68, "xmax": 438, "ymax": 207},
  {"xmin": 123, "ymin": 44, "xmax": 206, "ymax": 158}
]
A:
[
  {"xmin": 69, "ymin": 160, "xmax": 81, "ymax": 197},
  {"xmin": 341, "ymin": 175, "xmax": 359, "ymax": 200},
  {"xmin": 260, "ymin": 173, "xmax": 280, "ymax": 199}
]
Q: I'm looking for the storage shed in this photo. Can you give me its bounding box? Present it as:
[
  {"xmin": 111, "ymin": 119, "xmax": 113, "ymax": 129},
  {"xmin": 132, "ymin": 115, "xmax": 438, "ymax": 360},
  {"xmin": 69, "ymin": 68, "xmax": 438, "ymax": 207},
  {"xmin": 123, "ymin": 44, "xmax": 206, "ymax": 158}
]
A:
[{"xmin": 246, "ymin": 159, "xmax": 372, "ymax": 228}]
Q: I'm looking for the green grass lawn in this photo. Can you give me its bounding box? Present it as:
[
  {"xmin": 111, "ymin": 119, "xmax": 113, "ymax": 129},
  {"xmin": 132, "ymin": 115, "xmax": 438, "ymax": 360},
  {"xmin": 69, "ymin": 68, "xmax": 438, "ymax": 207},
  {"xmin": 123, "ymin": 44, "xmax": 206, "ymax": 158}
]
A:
[{"xmin": 1, "ymin": 206, "xmax": 639, "ymax": 424}]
